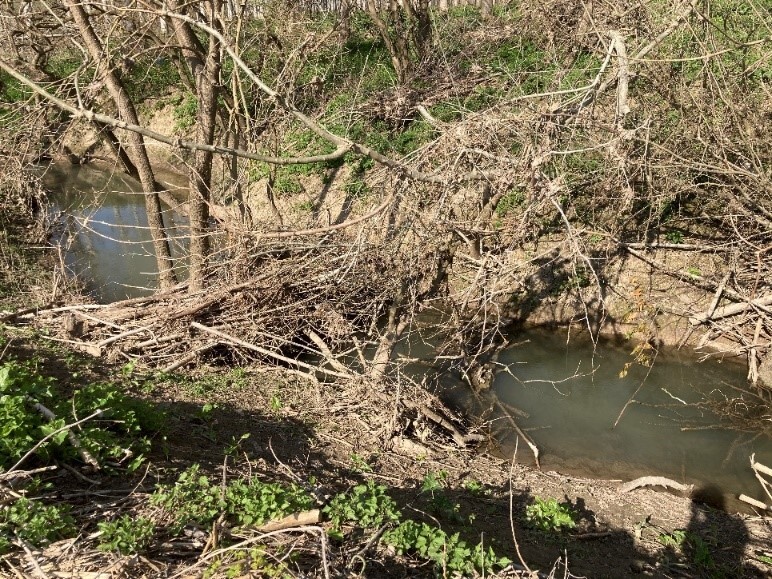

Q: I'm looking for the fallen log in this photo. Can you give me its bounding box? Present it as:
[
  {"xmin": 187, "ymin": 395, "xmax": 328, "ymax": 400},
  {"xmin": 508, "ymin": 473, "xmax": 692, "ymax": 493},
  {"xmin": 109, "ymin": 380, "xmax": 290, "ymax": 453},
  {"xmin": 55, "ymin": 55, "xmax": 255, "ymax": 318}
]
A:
[
  {"xmin": 690, "ymin": 294, "xmax": 772, "ymax": 325},
  {"xmin": 619, "ymin": 476, "xmax": 693, "ymax": 494}
]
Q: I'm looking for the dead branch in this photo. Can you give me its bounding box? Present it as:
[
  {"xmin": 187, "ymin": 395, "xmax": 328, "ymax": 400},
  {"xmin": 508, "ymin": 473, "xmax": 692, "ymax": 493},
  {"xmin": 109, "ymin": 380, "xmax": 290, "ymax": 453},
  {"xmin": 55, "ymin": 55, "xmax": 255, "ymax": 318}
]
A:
[{"xmin": 619, "ymin": 476, "xmax": 694, "ymax": 494}]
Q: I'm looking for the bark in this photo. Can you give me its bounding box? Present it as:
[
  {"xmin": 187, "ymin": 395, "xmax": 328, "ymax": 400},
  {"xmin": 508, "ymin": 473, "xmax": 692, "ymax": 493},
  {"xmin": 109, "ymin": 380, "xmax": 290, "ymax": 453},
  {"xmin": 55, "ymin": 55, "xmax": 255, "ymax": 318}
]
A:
[
  {"xmin": 64, "ymin": 0, "xmax": 177, "ymax": 290},
  {"xmin": 169, "ymin": 0, "xmax": 220, "ymax": 292}
]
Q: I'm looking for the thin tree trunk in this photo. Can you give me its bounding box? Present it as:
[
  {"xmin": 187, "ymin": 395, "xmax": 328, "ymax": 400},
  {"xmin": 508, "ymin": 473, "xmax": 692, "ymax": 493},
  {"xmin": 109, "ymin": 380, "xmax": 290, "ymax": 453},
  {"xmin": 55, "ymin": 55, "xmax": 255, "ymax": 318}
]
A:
[
  {"xmin": 64, "ymin": 0, "xmax": 177, "ymax": 290},
  {"xmin": 169, "ymin": 0, "xmax": 220, "ymax": 292}
]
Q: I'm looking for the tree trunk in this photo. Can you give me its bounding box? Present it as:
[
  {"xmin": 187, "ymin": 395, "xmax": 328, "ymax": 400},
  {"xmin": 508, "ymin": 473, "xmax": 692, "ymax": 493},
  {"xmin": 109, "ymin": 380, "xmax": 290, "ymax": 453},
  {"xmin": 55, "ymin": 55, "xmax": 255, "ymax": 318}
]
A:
[
  {"xmin": 64, "ymin": 0, "xmax": 177, "ymax": 290},
  {"xmin": 169, "ymin": 0, "xmax": 221, "ymax": 293}
]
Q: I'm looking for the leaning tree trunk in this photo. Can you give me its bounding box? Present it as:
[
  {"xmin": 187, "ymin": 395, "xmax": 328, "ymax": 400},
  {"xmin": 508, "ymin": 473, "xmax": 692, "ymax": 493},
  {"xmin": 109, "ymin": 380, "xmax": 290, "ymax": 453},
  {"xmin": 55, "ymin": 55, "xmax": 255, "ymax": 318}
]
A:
[
  {"xmin": 169, "ymin": 0, "xmax": 220, "ymax": 293},
  {"xmin": 64, "ymin": 0, "xmax": 177, "ymax": 290}
]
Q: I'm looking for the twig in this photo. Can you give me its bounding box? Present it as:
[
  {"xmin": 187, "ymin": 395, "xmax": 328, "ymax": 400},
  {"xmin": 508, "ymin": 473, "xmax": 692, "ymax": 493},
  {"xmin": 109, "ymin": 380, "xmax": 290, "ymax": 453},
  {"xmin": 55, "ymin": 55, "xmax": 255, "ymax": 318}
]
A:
[
  {"xmin": 8, "ymin": 408, "xmax": 104, "ymax": 473},
  {"xmin": 508, "ymin": 441, "xmax": 533, "ymax": 576},
  {"xmin": 190, "ymin": 322, "xmax": 351, "ymax": 378},
  {"xmin": 13, "ymin": 538, "xmax": 50, "ymax": 579}
]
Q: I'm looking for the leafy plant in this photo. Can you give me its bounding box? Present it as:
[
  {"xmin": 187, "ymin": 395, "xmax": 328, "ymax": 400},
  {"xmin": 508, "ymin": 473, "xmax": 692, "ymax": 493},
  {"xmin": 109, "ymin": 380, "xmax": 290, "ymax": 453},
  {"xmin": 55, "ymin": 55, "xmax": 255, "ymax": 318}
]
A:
[
  {"xmin": 204, "ymin": 547, "xmax": 291, "ymax": 579},
  {"xmin": 383, "ymin": 519, "xmax": 511, "ymax": 576},
  {"xmin": 420, "ymin": 470, "xmax": 448, "ymax": 495},
  {"xmin": 152, "ymin": 465, "xmax": 314, "ymax": 532},
  {"xmin": 524, "ymin": 497, "xmax": 577, "ymax": 533},
  {"xmin": 98, "ymin": 515, "xmax": 155, "ymax": 555},
  {"xmin": 151, "ymin": 464, "xmax": 226, "ymax": 532},
  {"xmin": 0, "ymin": 497, "xmax": 75, "ymax": 553},
  {"xmin": 224, "ymin": 478, "xmax": 314, "ymax": 527},
  {"xmin": 0, "ymin": 362, "xmax": 156, "ymax": 471},
  {"xmin": 323, "ymin": 480, "xmax": 400, "ymax": 536}
]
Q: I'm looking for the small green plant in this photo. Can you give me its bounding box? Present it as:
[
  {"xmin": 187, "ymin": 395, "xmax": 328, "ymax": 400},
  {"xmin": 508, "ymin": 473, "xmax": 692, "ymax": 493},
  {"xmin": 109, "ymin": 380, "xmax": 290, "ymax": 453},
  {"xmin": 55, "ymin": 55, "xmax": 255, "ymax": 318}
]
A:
[
  {"xmin": 495, "ymin": 188, "xmax": 526, "ymax": 218},
  {"xmin": 349, "ymin": 453, "xmax": 373, "ymax": 473},
  {"xmin": 224, "ymin": 478, "xmax": 314, "ymax": 527},
  {"xmin": 420, "ymin": 470, "xmax": 448, "ymax": 495},
  {"xmin": 152, "ymin": 465, "xmax": 314, "ymax": 532},
  {"xmin": 665, "ymin": 230, "xmax": 684, "ymax": 244},
  {"xmin": 98, "ymin": 515, "xmax": 155, "ymax": 555},
  {"xmin": 524, "ymin": 497, "xmax": 577, "ymax": 533},
  {"xmin": 151, "ymin": 464, "xmax": 226, "ymax": 531},
  {"xmin": 0, "ymin": 362, "xmax": 156, "ymax": 471},
  {"xmin": 323, "ymin": 480, "xmax": 400, "ymax": 536},
  {"xmin": 383, "ymin": 519, "xmax": 511, "ymax": 576},
  {"xmin": 204, "ymin": 547, "xmax": 290, "ymax": 578},
  {"xmin": 272, "ymin": 174, "xmax": 303, "ymax": 196},
  {"xmin": 344, "ymin": 180, "xmax": 370, "ymax": 198},
  {"xmin": 0, "ymin": 497, "xmax": 75, "ymax": 553},
  {"xmin": 658, "ymin": 530, "xmax": 715, "ymax": 569}
]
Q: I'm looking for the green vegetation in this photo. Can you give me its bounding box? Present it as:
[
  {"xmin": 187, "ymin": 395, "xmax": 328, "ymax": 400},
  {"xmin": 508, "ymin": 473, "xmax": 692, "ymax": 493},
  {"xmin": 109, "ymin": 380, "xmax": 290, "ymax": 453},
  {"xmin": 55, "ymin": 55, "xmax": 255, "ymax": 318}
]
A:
[
  {"xmin": 383, "ymin": 520, "xmax": 511, "ymax": 576},
  {"xmin": 98, "ymin": 515, "xmax": 155, "ymax": 555},
  {"xmin": 323, "ymin": 479, "xmax": 400, "ymax": 536},
  {"xmin": 0, "ymin": 497, "xmax": 75, "ymax": 553},
  {"xmin": 524, "ymin": 497, "xmax": 578, "ymax": 533},
  {"xmin": 151, "ymin": 464, "xmax": 314, "ymax": 532},
  {"xmin": 0, "ymin": 361, "xmax": 156, "ymax": 470}
]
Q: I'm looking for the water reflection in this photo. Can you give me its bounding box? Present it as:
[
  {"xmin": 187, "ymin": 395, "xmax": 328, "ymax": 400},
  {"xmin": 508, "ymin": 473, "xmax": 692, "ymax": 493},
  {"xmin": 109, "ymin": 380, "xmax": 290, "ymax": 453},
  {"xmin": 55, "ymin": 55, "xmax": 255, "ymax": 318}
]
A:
[{"xmin": 43, "ymin": 164, "xmax": 189, "ymax": 303}]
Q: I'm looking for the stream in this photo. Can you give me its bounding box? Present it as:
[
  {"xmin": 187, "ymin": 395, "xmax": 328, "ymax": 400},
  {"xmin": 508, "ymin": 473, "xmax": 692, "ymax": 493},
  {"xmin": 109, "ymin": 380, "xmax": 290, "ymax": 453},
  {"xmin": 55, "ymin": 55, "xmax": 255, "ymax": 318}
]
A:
[
  {"xmin": 43, "ymin": 164, "xmax": 772, "ymax": 512},
  {"xmin": 43, "ymin": 163, "xmax": 189, "ymax": 303},
  {"xmin": 437, "ymin": 329, "xmax": 772, "ymax": 512}
]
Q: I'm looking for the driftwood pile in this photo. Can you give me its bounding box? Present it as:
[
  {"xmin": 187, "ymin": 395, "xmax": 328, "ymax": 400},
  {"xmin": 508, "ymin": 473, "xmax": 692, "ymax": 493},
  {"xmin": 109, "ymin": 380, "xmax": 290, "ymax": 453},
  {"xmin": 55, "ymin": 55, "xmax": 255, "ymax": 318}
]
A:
[{"xmin": 2, "ymin": 236, "xmax": 395, "ymax": 377}]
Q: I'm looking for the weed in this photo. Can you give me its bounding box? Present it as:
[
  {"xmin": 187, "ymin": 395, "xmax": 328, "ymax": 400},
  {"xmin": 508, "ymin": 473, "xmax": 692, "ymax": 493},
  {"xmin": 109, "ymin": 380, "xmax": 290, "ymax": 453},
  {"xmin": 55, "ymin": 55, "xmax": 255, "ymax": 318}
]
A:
[
  {"xmin": 272, "ymin": 175, "xmax": 303, "ymax": 196},
  {"xmin": 658, "ymin": 529, "xmax": 716, "ymax": 569},
  {"xmin": 665, "ymin": 230, "xmax": 684, "ymax": 244},
  {"xmin": 151, "ymin": 464, "xmax": 226, "ymax": 531},
  {"xmin": 420, "ymin": 470, "xmax": 448, "ymax": 495},
  {"xmin": 204, "ymin": 547, "xmax": 291, "ymax": 578},
  {"xmin": 323, "ymin": 480, "xmax": 400, "ymax": 537},
  {"xmin": 495, "ymin": 188, "xmax": 526, "ymax": 218},
  {"xmin": 383, "ymin": 519, "xmax": 511, "ymax": 576},
  {"xmin": 173, "ymin": 92, "xmax": 198, "ymax": 131},
  {"xmin": 152, "ymin": 464, "xmax": 314, "ymax": 532},
  {"xmin": 98, "ymin": 515, "xmax": 155, "ymax": 555},
  {"xmin": 349, "ymin": 453, "xmax": 373, "ymax": 473},
  {"xmin": 0, "ymin": 497, "xmax": 75, "ymax": 553},
  {"xmin": 344, "ymin": 180, "xmax": 370, "ymax": 198},
  {"xmin": 0, "ymin": 362, "xmax": 156, "ymax": 471},
  {"xmin": 524, "ymin": 497, "xmax": 577, "ymax": 533},
  {"xmin": 225, "ymin": 478, "xmax": 314, "ymax": 527}
]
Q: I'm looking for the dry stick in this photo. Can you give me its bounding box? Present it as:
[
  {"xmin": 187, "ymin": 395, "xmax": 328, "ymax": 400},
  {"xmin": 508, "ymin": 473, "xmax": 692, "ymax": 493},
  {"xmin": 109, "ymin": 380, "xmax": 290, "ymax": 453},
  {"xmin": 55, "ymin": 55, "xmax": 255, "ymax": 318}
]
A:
[
  {"xmin": 508, "ymin": 441, "xmax": 533, "ymax": 576},
  {"xmin": 681, "ymin": 272, "xmax": 731, "ymax": 348},
  {"xmin": 748, "ymin": 318, "xmax": 763, "ymax": 385},
  {"xmin": 305, "ymin": 329, "xmax": 355, "ymax": 376},
  {"xmin": 168, "ymin": 526, "xmax": 326, "ymax": 579},
  {"xmin": 190, "ymin": 322, "xmax": 352, "ymax": 379},
  {"xmin": 11, "ymin": 407, "xmax": 104, "ymax": 473},
  {"xmin": 751, "ymin": 455, "xmax": 772, "ymax": 504},
  {"xmin": 624, "ymin": 246, "xmax": 772, "ymax": 317},
  {"xmin": 613, "ymin": 349, "xmax": 658, "ymax": 429},
  {"xmin": 18, "ymin": 402, "xmax": 103, "ymax": 472},
  {"xmin": 97, "ymin": 326, "xmax": 151, "ymax": 347},
  {"xmin": 13, "ymin": 538, "xmax": 50, "ymax": 579},
  {"xmin": 163, "ymin": 341, "xmax": 221, "ymax": 372},
  {"xmin": 494, "ymin": 399, "xmax": 540, "ymax": 469}
]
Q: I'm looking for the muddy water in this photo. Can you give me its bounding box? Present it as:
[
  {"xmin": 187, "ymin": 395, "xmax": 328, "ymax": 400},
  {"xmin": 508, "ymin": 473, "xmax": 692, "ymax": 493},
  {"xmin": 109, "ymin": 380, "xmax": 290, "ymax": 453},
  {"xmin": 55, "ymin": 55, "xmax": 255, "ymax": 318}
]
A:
[
  {"xmin": 43, "ymin": 164, "xmax": 189, "ymax": 303},
  {"xmin": 439, "ymin": 329, "xmax": 772, "ymax": 512}
]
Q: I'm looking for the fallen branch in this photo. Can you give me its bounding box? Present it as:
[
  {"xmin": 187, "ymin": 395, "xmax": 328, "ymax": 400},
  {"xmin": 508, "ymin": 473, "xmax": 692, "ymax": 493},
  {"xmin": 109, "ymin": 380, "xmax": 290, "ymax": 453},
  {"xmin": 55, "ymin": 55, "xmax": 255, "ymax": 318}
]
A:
[
  {"xmin": 619, "ymin": 476, "xmax": 694, "ymax": 493},
  {"xmin": 190, "ymin": 322, "xmax": 352, "ymax": 379},
  {"xmin": 690, "ymin": 295, "xmax": 772, "ymax": 325}
]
